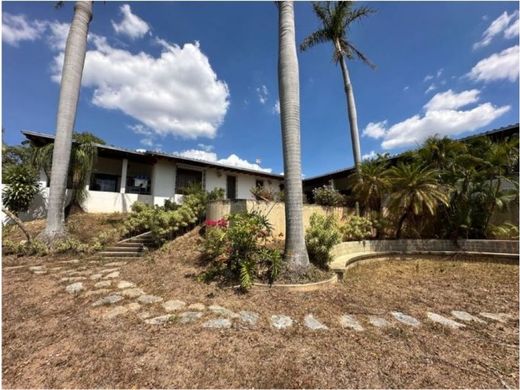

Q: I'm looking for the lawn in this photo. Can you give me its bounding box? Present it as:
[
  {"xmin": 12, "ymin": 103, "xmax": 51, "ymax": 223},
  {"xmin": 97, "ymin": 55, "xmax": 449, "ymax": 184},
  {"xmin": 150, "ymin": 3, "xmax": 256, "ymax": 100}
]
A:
[{"xmin": 2, "ymin": 228, "xmax": 518, "ymax": 388}]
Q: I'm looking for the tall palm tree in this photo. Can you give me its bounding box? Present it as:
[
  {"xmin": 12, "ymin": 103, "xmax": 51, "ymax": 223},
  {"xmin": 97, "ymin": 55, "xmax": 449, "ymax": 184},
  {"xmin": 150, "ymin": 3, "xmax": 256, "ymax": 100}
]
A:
[
  {"xmin": 40, "ymin": 1, "xmax": 93, "ymax": 242},
  {"xmin": 387, "ymin": 163, "xmax": 450, "ymax": 238},
  {"xmin": 278, "ymin": 1, "xmax": 310, "ymax": 273},
  {"xmin": 300, "ymin": 1, "xmax": 375, "ymax": 170}
]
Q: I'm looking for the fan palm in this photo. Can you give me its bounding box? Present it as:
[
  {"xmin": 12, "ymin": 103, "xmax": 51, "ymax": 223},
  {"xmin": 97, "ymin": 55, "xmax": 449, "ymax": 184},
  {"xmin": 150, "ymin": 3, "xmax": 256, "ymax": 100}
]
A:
[
  {"xmin": 387, "ymin": 163, "xmax": 450, "ymax": 238},
  {"xmin": 41, "ymin": 0, "xmax": 93, "ymax": 242},
  {"xmin": 278, "ymin": 1, "xmax": 310, "ymax": 273},
  {"xmin": 300, "ymin": 1, "xmax": 375, "ymax": 170}
]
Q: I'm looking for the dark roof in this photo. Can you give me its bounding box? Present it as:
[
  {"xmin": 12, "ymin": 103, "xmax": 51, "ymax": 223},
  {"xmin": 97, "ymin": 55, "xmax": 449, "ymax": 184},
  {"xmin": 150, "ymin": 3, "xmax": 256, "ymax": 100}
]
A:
[
  {"xmin": 22, "ymin": 130, "xmax": 284, "ymax": 180},
  {"xmin": 303, "ymin": 123, "xmax": 519, "ymax": 183}
]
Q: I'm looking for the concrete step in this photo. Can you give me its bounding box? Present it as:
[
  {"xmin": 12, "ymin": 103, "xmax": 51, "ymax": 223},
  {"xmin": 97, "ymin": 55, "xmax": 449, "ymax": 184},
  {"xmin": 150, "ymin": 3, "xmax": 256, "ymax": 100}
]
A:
[
  {"xmin": 104, "ymin": 246, "xmax": 143, "ymax": 252},
  {"xmin": 116, "ymin": 242, "xmax": 145, "ymax": 248},
  {"xmin": 98, "ymin": 251, "xmax": 142, "ymax": 258},
  {"xmin": 126, "ymin": 238, "xmax": 154, "ymax": 244}
]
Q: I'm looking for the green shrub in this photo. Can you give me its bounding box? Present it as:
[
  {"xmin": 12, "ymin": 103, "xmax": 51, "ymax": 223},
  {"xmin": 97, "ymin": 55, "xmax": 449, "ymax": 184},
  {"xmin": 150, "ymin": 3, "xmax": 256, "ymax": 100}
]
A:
[
  {"xmin": 207, "ymin": 187, "xmax": 225, "ymax": 201},
  {"xmin": 341, "ymin": 215, "xmax": 373, "ymax": 241},
  {"xmin": 305, "ymin": 213, "xmax": 341, "ymax": 268},
  {"xmin": 3, "ymin": 239, "xmax": 49, "ymax": 256},
  {"xmin": 201, "ymin": 211, "xmax": 282, "ymax": 290},
  {"xmin": 488, "ymin": 223, "xmax": 519, "ymax": 239},
  {"xmin": 2, "ymin": 165, "xmax": 40, "ymax": 213},
  {"xmin": 312, "ymin": 185, "xmax": 345, "ymax": 207}
]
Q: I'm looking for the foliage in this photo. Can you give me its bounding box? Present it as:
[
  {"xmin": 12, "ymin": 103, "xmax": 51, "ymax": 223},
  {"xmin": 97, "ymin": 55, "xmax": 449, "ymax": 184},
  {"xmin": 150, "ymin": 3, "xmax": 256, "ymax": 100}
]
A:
[
  {"xmin": 3, "ymin": 239, "xmax": 49, "ymax": 257},
  {"xmin": 250, "ymin": 185, "xmax": 276, "ymax": 201},
  {"xmin": 207, "ymin": 187, "xmax": 225, "ymax": 201},
  {"xmin": 312, "ymin": 185, "xmax": 345, "ymax": 207},
  {"xmin": 201, "ymin": 211, "xmax": 282, "ymax": 290},
  {"xmin": 2, "ymin": 165, "xmax": 40, "ymax": 213},
  {"xmin": 488, "ymin": 223, "xmax": 519, "ymax": 240},
  {"xmin": 341, "ymin": 215, "xmax": 373, "ymax": 241},
  {"xmin": 305, "ymin": 213, "xmax": 341, "ymax": 268}
]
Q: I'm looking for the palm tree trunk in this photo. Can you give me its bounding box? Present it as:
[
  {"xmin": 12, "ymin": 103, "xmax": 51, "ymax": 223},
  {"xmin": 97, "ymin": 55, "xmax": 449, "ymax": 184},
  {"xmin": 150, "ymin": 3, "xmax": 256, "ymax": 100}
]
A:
[
  {"xmin": 336, "ymin": 41, "xmax": 362, "ymax": 170},
  {"xmin": 278, "ymin": 1, "xmax": 310, "ymax": 273},
  {"xmin": 40, "ymin": 1, "xmax": 92, "ymax": 243},
  {"xmin": 3, "ymin": 208, "xmax": 32, "ymax": 243}
]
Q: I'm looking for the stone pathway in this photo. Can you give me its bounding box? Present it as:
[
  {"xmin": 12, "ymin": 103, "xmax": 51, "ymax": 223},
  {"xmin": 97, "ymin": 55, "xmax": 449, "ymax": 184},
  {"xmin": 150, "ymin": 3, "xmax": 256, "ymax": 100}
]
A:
[{"xmin": 21, "ymin": 260, "xmax": 517, "ymax": 333}]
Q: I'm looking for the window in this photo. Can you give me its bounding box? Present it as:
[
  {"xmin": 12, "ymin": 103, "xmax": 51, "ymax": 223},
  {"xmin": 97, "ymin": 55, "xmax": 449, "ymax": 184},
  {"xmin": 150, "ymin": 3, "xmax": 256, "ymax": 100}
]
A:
[
  {"xmin": 256, "ymin": 179, "xmax": 264, "ymax": 188},
  {"xmin": 90, "ymin": 174, "xmax": 119, "ymax": 192},
  {"xmin": 175, "ymin": 168, "xmax": 203, "ymax": 194},
  {"xmin": 226, "ymin": 175, "xmax": 236, "ymax": 200},
  {"xmin": 126, "ymin": 175, "xmax": 151, "ymax": 195}
]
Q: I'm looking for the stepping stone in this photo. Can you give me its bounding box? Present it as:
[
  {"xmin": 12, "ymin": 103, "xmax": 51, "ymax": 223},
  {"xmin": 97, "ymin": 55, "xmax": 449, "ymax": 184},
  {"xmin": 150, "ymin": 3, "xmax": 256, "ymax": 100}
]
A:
[
  {"xmin": 92, "ymin": 294, "xmax": 124, "ymax": 307},
  {"xmin": 84, "ymin": 288, "xmax": 112, "ymax": 297},
  {"xmin": 60, "ymin": 259, "xmax": 80, "ymax": 264},
  {"xmin": 480, "ymin": 312, "xmax": 514, "ymax": 323},
  {"xmin": 138, "ymin": 294, "xmax": 163, "ymax": 305},
  {"xmin": 368, "ymin": 316, "xmax": 391, "ymax": 328},
  {"xmin": 48, "ymin": 267, "xmax": 62, "ymax": 271},
  {"xmin": 29, "ymin": 266, "xmax": 45, "ymax": 272},
  {"xmin": 451, "ymin": 310, "xmax": 486, "ymax": 323},
  {"xmin": 427, "ymin": 312, "xmax": 465, "ymax": 329},
  {"xmin": 163, "ymin": 300, "xmax": 186, "ymax": 312},
  {"xmin": 126, "ymin": 302, "xmax": 141, "ymax": 312},
  {"xmin": 67, "ymin": 270, "xmax": 92, "ymax": 276},
  {"xmin": 391, "ymin": 311, "xmax": 421, "ymax": 327},
  {"xmin": 94, "ymin": 280, "xmax": 112, "ymax": 288},
  {"xmin": 104, "ymin": 262, "xmax": 127, "ymax": 267},
  {"xmin": 90, "ymin": 273, "xmax": 103, "ymax": 280},
  {"xmin": 104, "ymin": 306, "xmax": 128, "ymax": 319},
  {"xmin": 65, "ymin": 282, "xmax": 84, "ymax": 295},
  {"xmin": 187, "ymin": 303, "xmax": 206, "ymax": 311},
  {"xmin": 121, "ymin": 288, "xmax": 145, "ymax": 298},
  {"xmin": 99, "ymin": 268, "xmax": 120, "ymax": 274},
  {"xmin": 33, "ymin": 270, "xmax": 47, "ymax": 275},
  {"xmin": 138, "ymin": 311, "xmax": 153, "ymax": 320},
  {"xmin": 117, "ymin": 281, "xmax": 136, "ymax": 289},
  {"xmin": 270, "ymin": 315, "xmax": 293, "ymax": 330},
  {"xmin": 209, "ymin": 305, "xmax": 239, "ymax": 318},
  {"xmin": 179, "ymin": 311, "xmax": 204, "ymax": 324},
  {"xmin": 60, "ymin": 276, "xmax": 86, "ymax": 283},
  {"xmin": 145, "ymin": 315, "xmax": 174, "ymax": 325},
  {"xmin": 339, "ymin": 315, "xmax": 364, "ymax": 331},
  {"xmin": 304, "ymin": 314, "xmax": 328, "ymax": 330},
  {"xmin": 103, "ymin": 271, "xmax": 120, "ymax": 279},
  {"xmin": 202, "ymin": 318, "xmax": 232, "ymax": 329},
  {"xmin": 239, "ymin": 311, "xmax": 259, "ymax": 326}
]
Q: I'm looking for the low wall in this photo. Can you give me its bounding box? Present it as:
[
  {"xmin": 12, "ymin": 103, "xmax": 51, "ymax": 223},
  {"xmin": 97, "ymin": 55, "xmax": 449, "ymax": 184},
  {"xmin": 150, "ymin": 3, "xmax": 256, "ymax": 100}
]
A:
[
  {"xmin": 206, "ymin": 200, "xmax": 352, "ymax": 237},
  {"xmin": 331, "ymin": 239, "xmax": 519, "ymax": 257}
]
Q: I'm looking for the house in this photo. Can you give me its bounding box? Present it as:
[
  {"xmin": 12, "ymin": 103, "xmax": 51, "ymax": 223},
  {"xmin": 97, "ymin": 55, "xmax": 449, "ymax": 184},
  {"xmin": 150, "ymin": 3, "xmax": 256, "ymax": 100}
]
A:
[{"xmin": 21, "ymin": 130, "xmax": 284, "ymax": 217}]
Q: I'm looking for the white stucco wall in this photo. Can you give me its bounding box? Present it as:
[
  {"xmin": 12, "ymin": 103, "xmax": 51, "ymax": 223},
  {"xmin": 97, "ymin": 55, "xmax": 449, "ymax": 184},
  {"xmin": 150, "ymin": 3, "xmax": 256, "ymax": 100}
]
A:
[{"xmin": 151, "ymin": 159, "xmax": 175, "ymax": 206}]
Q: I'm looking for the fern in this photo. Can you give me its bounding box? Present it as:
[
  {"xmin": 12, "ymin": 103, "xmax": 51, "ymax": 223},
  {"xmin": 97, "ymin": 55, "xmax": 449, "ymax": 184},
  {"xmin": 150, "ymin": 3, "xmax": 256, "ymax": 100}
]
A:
[{"xmin": 240, "ymin": 261, "xmax": 253, "ymax": 290}]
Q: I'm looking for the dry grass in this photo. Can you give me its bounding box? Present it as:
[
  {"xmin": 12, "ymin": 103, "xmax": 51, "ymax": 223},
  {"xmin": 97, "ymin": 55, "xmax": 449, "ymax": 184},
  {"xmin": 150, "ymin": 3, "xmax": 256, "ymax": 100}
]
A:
[{"xmin": 2, "ymin": 228, "xmax": 518, "ymax": 388}]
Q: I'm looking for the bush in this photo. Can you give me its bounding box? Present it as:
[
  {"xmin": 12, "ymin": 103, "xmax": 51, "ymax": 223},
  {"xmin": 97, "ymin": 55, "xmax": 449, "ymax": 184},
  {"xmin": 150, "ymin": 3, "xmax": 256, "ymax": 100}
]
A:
[
  {"xmin": 3, "ymin": 239, "xmax": 49, "ymax": 256},
  {"xmin": 2, "ymin": 165, "xmax": 40, "ymax": 213},
  {"xmin": 488, "ymin": 223, "xmax": 519, "ymax": 239},
  {"xmin": 250, "ymin": 185, "xmax": 276, "ymax": 201},
  {"xmin": 207, "ymin": 187, "xmax": 225, "ymax": 201},
  {"xmin": 341, "ymin": 215, "xmax": 373, "ymax": 241},
  {"xmin": 312, "ymin": 185, "xmax": 345, "ymax": 207},
  {"xmin": 305, "ymin": 213, "xmax": 341, "ymax": 268},
  {"xmin": 201, "ymin": 211, "xmax": 282, "ymax": 290}
]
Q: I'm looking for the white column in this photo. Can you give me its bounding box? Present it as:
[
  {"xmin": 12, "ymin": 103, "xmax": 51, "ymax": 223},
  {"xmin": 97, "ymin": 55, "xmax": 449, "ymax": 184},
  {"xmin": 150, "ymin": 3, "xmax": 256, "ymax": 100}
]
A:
[{"xmin": 120, "ymin": 158, "xmax": 128, "ymax": 193}]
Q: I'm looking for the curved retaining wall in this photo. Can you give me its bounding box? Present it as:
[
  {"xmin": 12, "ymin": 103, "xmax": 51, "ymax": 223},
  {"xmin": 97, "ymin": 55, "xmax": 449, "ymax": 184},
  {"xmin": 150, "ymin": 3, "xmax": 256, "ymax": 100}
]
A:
[{"xmin": 331, "ymin": 239, "xmax": 519, "ymax": 258}]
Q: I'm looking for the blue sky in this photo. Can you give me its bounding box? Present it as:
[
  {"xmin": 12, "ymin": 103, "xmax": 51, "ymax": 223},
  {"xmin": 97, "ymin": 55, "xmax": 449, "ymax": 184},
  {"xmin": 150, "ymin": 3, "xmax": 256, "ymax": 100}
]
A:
[{"xmin": 2, "ymin": 1, "xmax": 519, "ymax": 177}]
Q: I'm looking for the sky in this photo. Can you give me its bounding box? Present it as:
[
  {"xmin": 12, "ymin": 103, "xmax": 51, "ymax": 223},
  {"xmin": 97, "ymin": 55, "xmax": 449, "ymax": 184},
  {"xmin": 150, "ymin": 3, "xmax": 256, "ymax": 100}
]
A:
[{"xmin": 2, "ymin": 1, "xmax": 519, "ymax": 178}]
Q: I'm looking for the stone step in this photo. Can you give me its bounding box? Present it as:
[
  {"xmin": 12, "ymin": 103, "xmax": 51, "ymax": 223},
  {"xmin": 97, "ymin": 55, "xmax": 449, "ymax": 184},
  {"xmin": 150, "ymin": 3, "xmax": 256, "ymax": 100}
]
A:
[
  {"xmin": 116, "ymin": 242, "xmax": 145, "ymax": 248},
  {"xmin": 125, "ymin": 239, "xmax": 154, "ymax": 244},
  {"xmin": 98, "ymin": 251, "xmax": 142, "ymax": 258},
  {"xmin": 103, "ymin": 246, "xmax": 143, "ymax": 253}
]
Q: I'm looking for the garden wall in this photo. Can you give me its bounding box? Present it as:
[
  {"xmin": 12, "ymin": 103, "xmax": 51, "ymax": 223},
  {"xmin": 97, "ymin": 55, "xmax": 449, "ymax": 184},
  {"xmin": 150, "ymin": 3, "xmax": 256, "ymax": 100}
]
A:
[
  {"xmin": 331, "ymin": 239, "xmax": 519, "ymax": 258},
  {"xmin": 206, "ymin": 200, "xmax": 352, "ymax": 238}
]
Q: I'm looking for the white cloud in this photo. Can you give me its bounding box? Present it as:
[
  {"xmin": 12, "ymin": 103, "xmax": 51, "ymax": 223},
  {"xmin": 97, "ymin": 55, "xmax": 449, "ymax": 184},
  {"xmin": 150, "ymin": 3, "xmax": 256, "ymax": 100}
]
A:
[
  {"xmin": 362, "ymin": 121, "xmax": 387, "ymax": 139},
  {"xmin": 423, "ymin": 89, "xmax": 480, "ymax": 111},
  {"xmin": 174, "ymin": 149, "xmax": 272, "ymax": 173},
  {"xmin": 425, "ymin": 84, "xmax": 436, "ymax": 94},
  {"xmin": 504, "ymin": 13, "xmax": 519, "ymax": 38},
  {"xmin": 473, "ymin": 10, "xmax": 519, "ymax": 49},
  {"xmin": 197, "ymin": 143, "xmax": 214, "ymax": 152},
  {"xmin": 362, "ymin": 150, "xmax": 378, "ymax": 160},
  {"xmin": 2, "ymin": 13, "xmax": 46, "ymax": 46},
  {"xmin": 256, "ymin": 85, "xmax": 269, "ymax": 104},
  {"xmin": 51, "ymin": 36, "xmax": 230, "ymax": 139},
  {"xmin": 272, "ymin": 100, "xmax": 280, "ymax": 114},
  {"xmin": 379, "ymin": 89, "xmax": 510, "ymax": 150},
  {"xmin": 46, "ymin": 21, "xmax": 70, "ymax": 51},
  {"xmin": 468, "ymin": 45, "xmax": 519, "ymax": 82},
  {"xmin": 424, "ymin": 74, "xmax": 434, "ymax": 82},
  {"xmin": 111, "ymin": 4, "xmax": 150, "ymax": 39},
  {"xmin": 436, "ymin": 68, "xmax": 444, "ymax": 78}
]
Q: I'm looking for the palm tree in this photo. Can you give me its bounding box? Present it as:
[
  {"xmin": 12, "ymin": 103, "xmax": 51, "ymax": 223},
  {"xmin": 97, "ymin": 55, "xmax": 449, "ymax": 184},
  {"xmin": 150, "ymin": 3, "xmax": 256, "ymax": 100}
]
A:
[
  {"xmin": 32, "ymin": 132, "xmax": 100, "ymax": 216},
  {"xmin": 300, "ymin": 1, "xmax": 375, "ymax": 170},
  {"xmin": 387, "ymin": 163, "xmax": 450, "ymax": 238},
  {"xmin": 278, "ymin": 1, "xmax": 310, "ymax": 273},
  {"xmin": 40, "ymin": 1, "xmax": 93, "ymax": 242}
]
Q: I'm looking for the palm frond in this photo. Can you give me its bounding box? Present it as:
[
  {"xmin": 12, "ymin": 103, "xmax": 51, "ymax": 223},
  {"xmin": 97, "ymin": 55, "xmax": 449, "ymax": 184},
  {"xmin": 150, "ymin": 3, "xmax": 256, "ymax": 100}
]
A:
[{"xmin": 300, "ymin": 29, "xmax": 330, "ymax": 51}]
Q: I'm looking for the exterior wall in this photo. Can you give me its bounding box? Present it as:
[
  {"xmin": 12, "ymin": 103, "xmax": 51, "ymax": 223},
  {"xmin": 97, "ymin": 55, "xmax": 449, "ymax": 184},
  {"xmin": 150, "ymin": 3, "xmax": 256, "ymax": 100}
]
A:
[
  {"xmin": 82, "ymin": 191, "xmax": 154, "ymax": 213},
  {"xmin": 151, "ymin": 159, "xmax": 176, "ymax": 206},
  {"xmin": 205, "ymin": 168, "xmax": 227, "ymax": 195},
  {"xmin": 207, "ymin": 200, "xmax": 351, "ymax": 238}
]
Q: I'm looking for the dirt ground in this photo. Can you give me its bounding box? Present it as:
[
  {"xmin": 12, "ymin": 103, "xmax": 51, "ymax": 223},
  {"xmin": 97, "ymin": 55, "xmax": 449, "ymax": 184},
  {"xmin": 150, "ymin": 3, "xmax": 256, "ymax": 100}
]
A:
[{"xmin": 2, "ymin": 229, "xmax": 519, "ymax": 388}]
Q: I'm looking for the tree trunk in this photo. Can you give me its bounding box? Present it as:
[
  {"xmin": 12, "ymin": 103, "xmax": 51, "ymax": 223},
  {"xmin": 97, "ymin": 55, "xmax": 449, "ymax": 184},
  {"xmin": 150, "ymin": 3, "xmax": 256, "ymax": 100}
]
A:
[
  {"xmin": 395, "ymin": 204, "xmax": 412, "ymax": 239},
  {"xmin": 40, "ymin": 1, "xmax": 92, "ymax": 243},
  {"xmin": 278, "ymin": 1, "xmax": 310, "ymax": 273},
  {"xmin": 336, "ymin": 41, "xmax": 362, "ymax": 170},
  {"xmin": 2, "ymin": 208, "xmax": 32, "ymax": 243}
]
